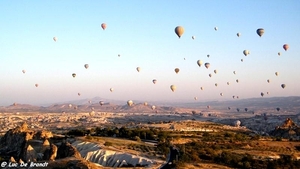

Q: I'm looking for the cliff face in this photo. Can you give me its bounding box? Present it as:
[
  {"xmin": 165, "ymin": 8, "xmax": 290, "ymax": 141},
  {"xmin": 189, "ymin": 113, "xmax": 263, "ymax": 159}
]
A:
[{"xmin": 72, "ymin": 141, "xmax": 157, "ymax": 168}]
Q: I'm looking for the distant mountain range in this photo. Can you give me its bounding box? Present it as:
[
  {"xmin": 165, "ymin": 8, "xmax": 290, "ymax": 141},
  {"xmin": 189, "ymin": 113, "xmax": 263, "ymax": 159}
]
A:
[{"xmin": 1, "ymin": 96, "xmax": 299, "ymax": 113}]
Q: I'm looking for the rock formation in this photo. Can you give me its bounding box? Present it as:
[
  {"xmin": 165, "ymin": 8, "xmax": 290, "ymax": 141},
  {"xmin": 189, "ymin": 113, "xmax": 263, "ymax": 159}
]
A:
[
  {"xmin": 0, "ymin": 122, "xmax": 34, "ymax": 161},
  {"xmin": 269, "ymin": 118, "xmax": 300, "ymax": 139},
  {"xmin": 56, "ymin": 142, "xmax": 81, "ymax": 159},
  {"xmin": 72, "ymin": 141, "xmax": 156, "ymax": 167}
]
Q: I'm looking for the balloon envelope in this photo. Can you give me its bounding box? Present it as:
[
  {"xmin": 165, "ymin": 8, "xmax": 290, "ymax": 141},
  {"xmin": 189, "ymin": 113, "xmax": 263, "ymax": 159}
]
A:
[
  {"xmin": 53, "ymin": 37, "xmax": 57, "ymax": 42},
  {"xmin": 152, "ymin": 79, "xmax": 157, "ymax": 84},
  {"xmin": 84, "ymin": 64, "xmax": 89, "ymax": 69},
  {"xmin": 170, "ymin": 85, "xmax": 176, "ymax": 92},
  {"xmin": 243, "ymin": 50, "xmax": 249, "ymax": 56},
  {"xmin": 283, "ymin": 44, "xmax": 289, "ymax": 51},
  {"xmin": 136, "ymin": 67, "xmax": 141, "ymax": 72},
  {"xmin": 281, "ymin": 84, "xmax": 286, "ymax": 89},
  {"xmin": 72, "ymin": 73, "xmax": 76, "ymax": 78},
  {"xmin": 237, "ymin": 33, "xmax": 241, "ymax": 37},
  {"xmin": 127, "ymin": 100, "xmax": 133, "ymax": 106},
  {"xmin": 175, "ymin": 68, "xmax": 180, "ymax": 74},
  {"xmin": 101, "ymin": 23, "xmax": 107, "ymax": 30},
  {"xmin": 174, "ymin": 26, "xmax": 184, "ymax": 38},
  {"xmin": 22, "ymin": 70, "xmax": 26, "ymax": 74},
  {"xmin": 204, "ymin": 63, "xmax": 210, "ymax": 69},
  {"xmin": 256, "ymin": 28, "xmax": 264, "ymax": 37},
  {"xmin": 197, "ymin": 60, "xmax": 203, "ymax": 67}
]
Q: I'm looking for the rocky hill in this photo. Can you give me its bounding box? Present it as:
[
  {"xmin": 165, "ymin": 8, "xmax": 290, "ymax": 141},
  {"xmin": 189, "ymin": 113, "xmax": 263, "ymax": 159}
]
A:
[{"xmin": 269, "ymin": 118, "xmax": 300, "ymax": 139}]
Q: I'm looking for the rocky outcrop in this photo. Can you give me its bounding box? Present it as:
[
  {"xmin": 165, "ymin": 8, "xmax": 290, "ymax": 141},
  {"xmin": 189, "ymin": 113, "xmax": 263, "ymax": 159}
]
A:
[
  {"xmin": 0, "ymin": 122, "xmax": 34, "ymax": 161},
  {"xmin": 46, "ymin": 157, "xmax": 103, "ymax": 169},
  {"xmin": 56, "ymin": 142, "xmax": 81, "ymax": 159},
  {"xmin": 35, "ymin": 130, "xmax": 53, "ymax": 139},
  {"xmin": 26, "ymin": 144, "xmax": 37, "ymax": 162},
  {"xmin": 72, "ymin": 141, "xmax": 156, "ymax": 167},
  {"xmin": 269, "ymin": 118, "xmax": 300, "ymax": 139},
  {"xmin": 0, "ymin": 123, "xmax": 55, "ymax": 162}
]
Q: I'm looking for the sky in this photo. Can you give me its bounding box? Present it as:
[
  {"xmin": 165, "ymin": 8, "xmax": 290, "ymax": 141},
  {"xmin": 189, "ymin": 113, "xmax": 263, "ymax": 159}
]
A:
[{"xmin": 0, "ymin": 1, "xmax": 300, "ymax": 106}]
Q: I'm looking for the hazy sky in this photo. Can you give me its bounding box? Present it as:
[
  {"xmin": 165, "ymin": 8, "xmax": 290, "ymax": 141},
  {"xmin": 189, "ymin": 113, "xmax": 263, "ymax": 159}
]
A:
[{"xmin": 1, "ymin": 1, "xmax": 300, "ymax": 106}]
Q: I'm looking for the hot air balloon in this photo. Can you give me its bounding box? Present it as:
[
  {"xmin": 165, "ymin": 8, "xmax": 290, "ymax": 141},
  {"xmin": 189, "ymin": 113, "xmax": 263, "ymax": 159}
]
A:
[
  {"xmin": 241, "ymin": 59, "xmax": 243, "ymax": 62},
  {"xmin": 127, "ymin": 100, "xmax": 133, "ymax": 106},
  {"xmin": 170, "ymin": 85, "xmax": 176, "ymax": 92},
  {"xmin": 72, "ymin": 73, "xmax": 76, "ymax": 78},
  {"xmin": 245, "ymin": 108, "xmax": 248, "ymax": 112},
  {"xmin": 53, "ymin": 37, "xmax": 57, "ymax": 42},
  {"xmin": 283, "ymin": 44, "xmax": 289, "ymax": 51},
  {"xmin": 22, "ymin": 70, "xmax": 26, "ymax": 74},
  {"xmin": 267, "ymin": 92, "xmax": 269, "ymax": 95},
  {"xmin": 84, "ymin": 64, "xmax": 89, "ymax": 69},
  {"xmin": 233, "ymin": 71, "xmax": 236, "ymax": 74},
  {"xmin": 151, "ymin": 105, "xmax": 156, "ymax": 110},
  {"xmin": 207, "ymin": 105, "xmax": 210, "ymax": 109},
  {"xmin": 236, "ymin": 108, "xmax": 240, "ymax": 112},
  {"xmin": 281, "ymin": 84, "xmax": 286, "ymax": 89},
  {"xmin": 174, "ymin": 68, "xmax": 180, "ymax": 74},
  {"xmin": 197, "ymin": 60, "xmax": 203, "ymax": 67},
  {"xmin": 118, "ymin": 54, "xmax": 121, "ymax": 57},
  {"xmin": 78, "ymin": 93, "xmax": 81, "ymax": 96},
  {"xmin": 256, "ymin": 28, "xmax": 264, "ymax": 37},
  {"xmin": 101, "ymin": 23, "xmax": 107, "ymax": 30},
  {"xmin": 237, "ymin": 33, "xmax": 241, "ymax": 37},
  {"xmin": 228, "ymin": 107, "xmax": 231, "ymax": 110},
  {"xmin": 69, "ymin": 104, "xmax": 72, "ymax": 108},
  {"xmin": 35, "ymin": 84, "xmax": 38, "ymax": 87},
  {"xmin": 207, "ymin": 54, "xmax": 210, "ymax": 58},
  {"xmin": 99, "ymin": 101, "xmax": 104, "ymax": 106},
  {"xmin": 236, "ymin": 79, "xmax": 239, "ymax": 83},
  {"xmin": 152, "ymin": 79, "xmax": 157, "ymax": 84},
  {"xmin": 278, "ymin": 52, "xmax": 281, "ymax": 56},
  {"xmin": 209, "ymin": 74, "xmax": 212, "ymax": 77},
  {"xmin": 136, "ymin": 67, "xmax": 141, "ymax": 72},
  {"xmin": 214, "ymin": 27, "xmax": 218, "ymax": 31},
  {"xmin": 232, "ymin": 96, "xmax": 235, "ymax": 99},
  {"xmin": 110, "ymin": 88, "xmax": 114, "ymax": 92},
  {"xmin": 261, "ymin": 92, "xmax": 264, "ymax": 97},
  {"xmin": 236, "ymin": 96, "xmax": 239, "ymax": 99},
  {"xmin": 243, "ymin": 50, "xmax": 250, "ymax": 56},
  {"xmin": 215, "ymin": 83, "xmax": 218, "ymax": 87},
  {"xmin": 276, "ymin": 107, "xmax": 280, "ymax": 111},
  {"xmin": 144, "ymin": 102, "xmax": 148, "ymax": 106},
  {"xmin": 275, "ymin": 72, "xmax": 279, "ymax": 76},
  {"xmin": 204, "ymin": 63, "xmax": 210, "ymax": 69},
  {"xmin": 214, "ymin": 70, "xmax": 218, "ymax": 74},
  {"xmin": 175, "ymin": 26, "xmax": 184, "ymax": 38},
  {"xmin": 227, "ymin": 82, "xmax": 230, "ymax": 85},
  {"xmin": 234, "ymin": 120, "xmax": 241, "ymax": 127},
  {"xmin": 194, "ymin": 97, "xmax": 197, "ymax": 100},
  {"xmin": 200, "ymin": 87, "xmax": 204, "ymax": 90},
  {"xmin": 267, "ymin": 79, "xmax": 270, "ymax": 83},
  {"xmin": 88, "ymin": 100, "xmax": 92, "ymax": 104},
  {"xmin": 192, "ymin": 36, "xmax": 195, "ymax": 40},
  {"xmin": 220, "ymin": 93, "xmax": 223, "ymax": 96}
]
